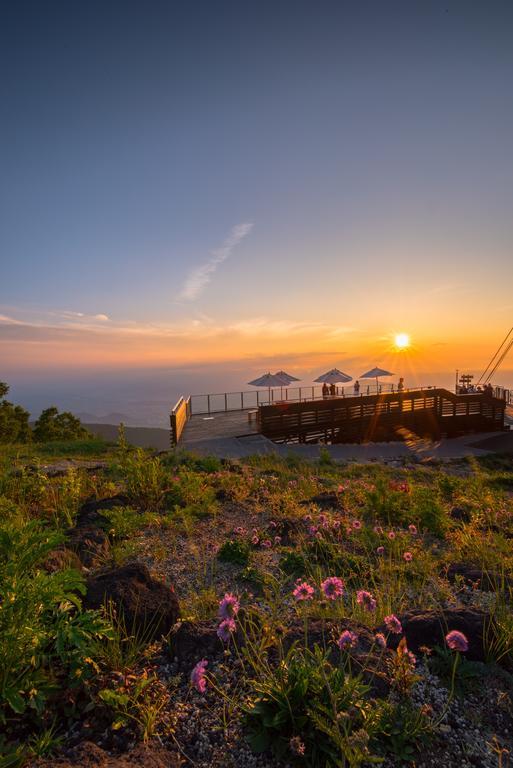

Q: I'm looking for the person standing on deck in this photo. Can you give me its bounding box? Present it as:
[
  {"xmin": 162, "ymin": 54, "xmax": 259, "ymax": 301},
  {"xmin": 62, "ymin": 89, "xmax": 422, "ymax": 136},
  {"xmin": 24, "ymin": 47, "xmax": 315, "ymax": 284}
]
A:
[
  {"xmin": 354, "ymin": 380, "xmax": 360, "ymax": 395},
  {"xmin": 322, "ymin": 382, "xmax": 329, "ymax": 399},
  {"xmin": 397, "ymin": 377, "xmax": 404, "ymax": 392}
]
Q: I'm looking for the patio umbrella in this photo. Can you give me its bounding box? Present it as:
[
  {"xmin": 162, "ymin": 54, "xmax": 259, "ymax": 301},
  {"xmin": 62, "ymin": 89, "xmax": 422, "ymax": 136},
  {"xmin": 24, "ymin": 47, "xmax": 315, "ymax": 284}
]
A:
[
  {"xmin": 360, "ymin": 366, "xmax": 394, "ymax": 393},
  {"xmin": 274, "ymin": 370, "xmax": 300, "ymax": 398},
  {"xmin": 314, "ymin": 368, "xmax": 352, "ymax": 384},
  {"xmin": 248, "ymin": 372, "xmax": 290, "ymax": 403}
]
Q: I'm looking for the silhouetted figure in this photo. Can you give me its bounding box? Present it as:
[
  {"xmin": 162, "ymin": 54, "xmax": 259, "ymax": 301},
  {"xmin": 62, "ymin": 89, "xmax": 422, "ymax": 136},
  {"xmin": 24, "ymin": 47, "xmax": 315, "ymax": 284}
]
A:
[
  {"xmin": 322, "ymin": 382, "xmax": 329, "ymax": 399},
  {"xmin": 354, "ymin": 380, "xmax": 360, "ymax": 395},
  {"xmin": 397, "ymin": 377, "xmax": 404, "ymax": 392},
  {"xmin": 329, "ymin": 383, "xmax": 336, "ymax": 397}
]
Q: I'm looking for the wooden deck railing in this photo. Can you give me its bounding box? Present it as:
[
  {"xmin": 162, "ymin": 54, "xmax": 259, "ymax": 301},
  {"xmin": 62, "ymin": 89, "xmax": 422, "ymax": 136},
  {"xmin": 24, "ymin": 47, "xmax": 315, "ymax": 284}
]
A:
[
  {"xmin": 170, "ymin": 396, "xmax": 191, "ymax": 446},
  {"xmin": 258, "ymin": 388, "xmax": 507, "ymax": 444}
]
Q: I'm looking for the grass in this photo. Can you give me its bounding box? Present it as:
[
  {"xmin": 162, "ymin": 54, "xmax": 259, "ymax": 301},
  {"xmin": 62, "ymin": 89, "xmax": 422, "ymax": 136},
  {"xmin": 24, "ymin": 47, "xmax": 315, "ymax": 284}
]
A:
[{"xmin": 1, "ymin": 439, "xmax": 513, "ymax": 765}]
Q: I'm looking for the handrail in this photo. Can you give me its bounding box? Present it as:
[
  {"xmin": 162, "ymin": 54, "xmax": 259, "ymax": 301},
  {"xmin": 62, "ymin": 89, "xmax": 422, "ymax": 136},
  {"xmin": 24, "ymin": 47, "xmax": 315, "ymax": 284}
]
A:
[{"xmin": 170, "ymin": 395, "xmax": 191, "ymax": 445}]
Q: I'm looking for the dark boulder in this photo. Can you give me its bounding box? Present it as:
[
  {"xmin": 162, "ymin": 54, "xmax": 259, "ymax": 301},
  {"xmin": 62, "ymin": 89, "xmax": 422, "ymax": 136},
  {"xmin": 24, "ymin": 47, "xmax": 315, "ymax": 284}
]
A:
[
  {"xmin": 77, "ymin": 494, "xmax": 130, "ymax": 528},
  {"xmin": 300, "ymin": 492, "xmax": 344, "ymax": 511},
  {"xmin": 445, "ymin": 562, "xmax": 513, "ymax": 592},
  {"xmin": 383, "ymin": 608, "xmax": 491, "ymax": 662},
  {"xmin": 43, "ymin": 547, "xmax": 84, "ymax": 573},
  {"xmin": 85, "ymin": 563, "xmax": 179, "ymax": 640},
  {"xmin": 68, "ymin": 525, "xmax": 110, "ymax": 569},
  {"xmin": 449, "ymin": 505, "xmax": 472, "ymax": 523}
]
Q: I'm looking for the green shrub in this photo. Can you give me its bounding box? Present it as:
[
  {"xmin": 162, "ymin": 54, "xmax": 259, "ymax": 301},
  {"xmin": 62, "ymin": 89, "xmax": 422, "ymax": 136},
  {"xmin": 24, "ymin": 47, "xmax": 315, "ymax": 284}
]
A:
[
  {"xmin": 33, "ymin": 407, "xmax": 90, "ymax": 442},
  {"xmin": 0, "ymin": 519, "xmax": 112, "ymax": 725},
  {"xmin": 279, "ymin": 550, "xmax": 306, "ymax": 577},
  {"xmin": 244, "ymin": 645, "xmax": 378, "ymax": 766},
  {"xmin": 218, "ymin": 539, "xmax": 250, "ymax": 565},
  {"xmin": 123, "ymin": 449, "xmax": 166, "ymax": 510}
]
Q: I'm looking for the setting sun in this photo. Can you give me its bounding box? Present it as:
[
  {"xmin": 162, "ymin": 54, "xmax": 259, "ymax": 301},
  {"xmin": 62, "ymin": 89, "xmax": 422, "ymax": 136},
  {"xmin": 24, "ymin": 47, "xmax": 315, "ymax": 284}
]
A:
[{"xmin": 394, "ymin": 333, "xmax": 410, "ymax": 349}]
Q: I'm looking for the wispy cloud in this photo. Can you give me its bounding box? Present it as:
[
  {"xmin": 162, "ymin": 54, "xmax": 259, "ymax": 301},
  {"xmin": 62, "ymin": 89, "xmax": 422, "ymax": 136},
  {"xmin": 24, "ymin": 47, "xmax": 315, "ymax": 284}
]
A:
[{"xmin": 179, "ymin": 222, "xmax": 254, "ymax": 301}]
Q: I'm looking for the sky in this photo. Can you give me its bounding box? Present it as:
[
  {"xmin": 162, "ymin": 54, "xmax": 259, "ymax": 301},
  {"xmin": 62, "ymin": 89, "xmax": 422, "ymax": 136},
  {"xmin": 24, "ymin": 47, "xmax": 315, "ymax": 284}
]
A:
[{"xmin": 1, "ymin": 1, "xmax": 513, "ymax": 420}]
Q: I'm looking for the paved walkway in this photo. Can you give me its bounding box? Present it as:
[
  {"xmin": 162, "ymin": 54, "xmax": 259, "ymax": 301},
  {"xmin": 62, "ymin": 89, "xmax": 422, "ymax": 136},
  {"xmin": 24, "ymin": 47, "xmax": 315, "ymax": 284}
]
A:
[{"xmin": 171, "ymin": 430, "xmax": 513, "ymax": 462}]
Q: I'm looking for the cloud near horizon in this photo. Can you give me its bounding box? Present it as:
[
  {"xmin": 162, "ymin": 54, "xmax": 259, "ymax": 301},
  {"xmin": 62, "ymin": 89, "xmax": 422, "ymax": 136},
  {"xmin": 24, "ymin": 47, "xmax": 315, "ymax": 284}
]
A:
[{"xmin": 178, "ymin": 222, "xmax": 254, "ymax": 301}]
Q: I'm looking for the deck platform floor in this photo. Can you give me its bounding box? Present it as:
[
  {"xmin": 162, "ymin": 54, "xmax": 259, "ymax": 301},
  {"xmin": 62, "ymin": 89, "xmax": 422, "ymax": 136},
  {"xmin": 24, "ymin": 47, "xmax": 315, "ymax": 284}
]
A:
[{"xmin": 180, "ymin": 409, "xmax": 259, "ymax": 445}]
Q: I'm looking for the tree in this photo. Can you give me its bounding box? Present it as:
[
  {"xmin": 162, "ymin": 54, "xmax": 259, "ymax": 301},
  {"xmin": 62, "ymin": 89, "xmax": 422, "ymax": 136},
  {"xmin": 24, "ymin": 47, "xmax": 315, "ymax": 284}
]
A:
[
  {"xmin": 33, "ymin": 407, "xmax": 91, "ymax": 442},
  {"xmin": 0, "ymin": 382, "xmax": 31, "ymax": 444}
]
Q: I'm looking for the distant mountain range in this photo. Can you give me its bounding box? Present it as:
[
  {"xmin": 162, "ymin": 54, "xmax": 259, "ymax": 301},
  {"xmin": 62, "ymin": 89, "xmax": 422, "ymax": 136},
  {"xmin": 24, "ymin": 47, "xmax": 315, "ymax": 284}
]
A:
[{"xmin": 75, "ymin": 412, "xmax": 130, "ymax": 425}]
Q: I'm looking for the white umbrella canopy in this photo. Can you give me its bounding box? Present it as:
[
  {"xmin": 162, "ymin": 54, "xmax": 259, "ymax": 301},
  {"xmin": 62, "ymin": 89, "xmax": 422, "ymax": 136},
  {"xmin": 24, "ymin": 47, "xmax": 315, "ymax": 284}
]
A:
[
  {"xmin": 314, "ymin": 368, "xmax": 353, "ymax": 385},
  {"xmin": 274, "ymin": 370, "xmax": 300, "ymax": 382},
  {"xmin": 248, "ymin": 372, "xmax": 291, "ymax": 403},
  {"xmin": 360, "ymin": 367, "xmax": 395, "ymax": 392}
]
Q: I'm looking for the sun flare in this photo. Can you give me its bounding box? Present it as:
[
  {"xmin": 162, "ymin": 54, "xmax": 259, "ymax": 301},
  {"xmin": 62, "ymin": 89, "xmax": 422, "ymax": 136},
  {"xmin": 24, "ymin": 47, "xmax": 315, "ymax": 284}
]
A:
[{"xmin": 394, "ymin": 333, "xmax": 410, "ymax": 349}]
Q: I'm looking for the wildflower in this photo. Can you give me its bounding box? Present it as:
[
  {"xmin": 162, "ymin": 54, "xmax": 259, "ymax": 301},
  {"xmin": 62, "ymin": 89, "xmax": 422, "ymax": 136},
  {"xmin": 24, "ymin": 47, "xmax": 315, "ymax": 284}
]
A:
[
  {"xmin": 308, "ymin": 525, "xmax": 318, "ymax": 536},
  {"xmin": 251, "ymin": 535, "xmax": 259, "ymax": 545},
  {"xmin": 289, "ymin": 736, "xmax": 306, "ymax": 756},
  {"xmin": 374, "ymin": 525, "xmax": 383, "ymax": 534},
  {"xmin": 445, "ymin": 630, "xmax": 469, "ymax": 653},
  {"xmin": 352, "ymin": 519, "xmax": 362, "ymax": 530},
  {"xmin": 269, "ymin": 520, "xmax": 278, "ymax": 528},
  {"xmin": 376, "ymin": 546, "xmax": 385, "ymax": 555},
  {"xmin": 319, "ymin": 514, "xmax": 327, "ymax": 524},
  {"xmin": 337, "ymin": 484, "xmax": 345, "ymax": 493},
  {"xmin": 321, "ymin": 576, "xmax": 345, "ymax": 600},
  {"xmin": 234, "ymin": 526, "xmax": 246, "ymax": 535},
  {"xmin": 261, "ymin": 539, "xmax": 272, "ymax": 548},
  {"xmin": 408, "ymin": 524, "xmax": 417, "ymax": 535},
  {"xmin": 332, "ymin": 519, "xmax": 341, "ymax": 530},
  {"xmin": 346, "ymin": 527, "xmax": 353, "ymax": 536},
  {"xmin": 303, "ymin": 514, "xmax": 313, "ymax": 523},
  {"xmin": 403, "ymin": 551, "xmax": 413, "ymax": 562},
  {"xmin": 293, "ymin": 581, "xmax": 315, "ymax": 601},
  {"xmin": 337, "ymin": 630, "xmax": 358, "ymax": 650},
  {"xmin": 356, "ymin": 590, "xmax": 376, "ymax": 612},
  {"xmin": 375, "ymin": 632, "xmax": 387, "ymax": 649},
  {"xmin": 387, "ymin": 531, "xmax": 396, "ymax": 540},
  {"xmin": 397, "ymin": 640, "xmax": 416, "ymax": 667},
  {"xmin": 274, "ymin": 535, "xmax": 281, "ymax": 545},
  {"xmin": 191, "ymin": 659, "xmax": 208, "ymax": 693},
  {"xmin": 384, "ymin": 614, "xmax": 403, "ymax": 634},
  {"xmin": 218, "ymin": 593, "xmax": 240, "ymax": 620},
  {"xmin": 217, "ymin": 618, "xmax": 236, "ymax": 642}
]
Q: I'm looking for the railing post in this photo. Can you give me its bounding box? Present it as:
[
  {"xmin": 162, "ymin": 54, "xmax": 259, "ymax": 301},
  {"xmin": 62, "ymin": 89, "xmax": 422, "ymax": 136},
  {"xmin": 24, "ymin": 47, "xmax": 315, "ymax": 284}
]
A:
[
  {"xmin": 241, "ymin": 391, "xmax": 244, "ymax": 409},
  {"xmin": 225, "ymin": 393, "xmax": 228, "ymax": 411},
  {"xmin": 207, "ymin": 394, "xmax": 211, "ymax": 415}
]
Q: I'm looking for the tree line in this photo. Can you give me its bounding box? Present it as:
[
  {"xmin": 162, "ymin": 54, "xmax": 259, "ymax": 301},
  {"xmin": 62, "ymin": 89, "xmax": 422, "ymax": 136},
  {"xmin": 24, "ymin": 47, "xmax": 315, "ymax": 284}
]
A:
[{"xmin": 0, "ymin": 382, "xmax": 90, "ymax": 443}]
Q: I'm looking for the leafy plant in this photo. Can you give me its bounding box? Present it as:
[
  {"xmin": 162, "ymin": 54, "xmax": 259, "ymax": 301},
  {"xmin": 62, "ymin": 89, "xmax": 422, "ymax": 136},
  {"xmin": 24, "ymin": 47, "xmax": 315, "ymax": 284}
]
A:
[{"xmin": 218, "ymin": 539, "xmax": 250, "ymax": 566}]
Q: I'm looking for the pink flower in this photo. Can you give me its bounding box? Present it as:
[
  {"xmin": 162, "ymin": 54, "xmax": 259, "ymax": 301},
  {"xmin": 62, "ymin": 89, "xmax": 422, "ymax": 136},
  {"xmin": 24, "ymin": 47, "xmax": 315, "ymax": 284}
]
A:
[
  {"xmin": 319, "ymin": 514, "xmax": 327, "ymax": 524},
  {"xmin": 332, "ymin": 519, "xmax": 341, "ymax": 530},
  {"xmin": 261, "ymin": 539, "xmax": 272, "ymax": 548},
  {"xmin": 274, "ymin": 536, "xmax": 282, "ymax": 545},
  {"xmin": 388, "ymin": 531, "xmax": 396, "ymax": 540},
  {"xmin": 303, "ymin": 514, "xmax": 313, "ymax": 523},
  {"xmin": 346, "ymin": 527, "xmax": 353, "ymax": 536},
  {"xmin": 293, "ymin": 581, "xmax": 315, "ymax": 601},
  {"xmin": 408, "ymin": 524, "xmax": 417, "ymax": 535},
  {"xmin": 403, "ymin": 551, "xmax": 413, "ymax": 562},
  {"xmin": 384, "ymin": 614, "xmax": 403, "ymax": 634},
  {"xmin": 251, "ymin": 535, "xmax": 259, "ymax": 545},
  {"xmin": 217, "ymin": 618, "xmax": 236, "ymax": 642},
  {"xmin": 321, "ymin": 576, "xmax": 345, "ymax": 600},
  {"xmin": 337, "ymin": 630, "xmax": 358, "ymax": 650},
  {"xmin": 375, "ymin": 632, "xmax": 387, "ymax": 649},
  {"xmin": 376, "ymin": 546, "xmax": 385, "ymax": 555},
  {"xmin": 234, "ymin": 526, "xmax": 246, "ymax": 535},
  {"xmin": 397, "ymin": 644, "xmax": 416, "ymax": 666},
  {"xmin": 374, "ymin": 525, "xmax": 383, "ymax": 534},
  {"xmin": 352, "ymin": 519, "xmax": 362, "ymax": 530},
  {"xmin": 308, "ymin": 525, "xmax": 318, "ymax": 536},
  {"xmin": 218, "ymin": 593, "xmax": 240, "ymax": 620},
  {"xmin": 337, "ymin": 484, "xmax": 344, "ymax": 493},
  {"xmin": 356, "ymin": 590, "xmax": 376, "ymax": 612},
  {"xmin": 289, "ymin": 736, "xmax": 306, "ymax": 756},
  {"xmin": 269, "ymin": 520, "xmax": 277, "ymax": 528},
  {"xmin": 446, "ymin": 630, "xmax": 469, "ymax": 652},
  {"xmin": 191, "ymin": 659, "xmax": 208, "ymax": 693}
]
